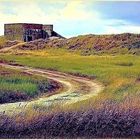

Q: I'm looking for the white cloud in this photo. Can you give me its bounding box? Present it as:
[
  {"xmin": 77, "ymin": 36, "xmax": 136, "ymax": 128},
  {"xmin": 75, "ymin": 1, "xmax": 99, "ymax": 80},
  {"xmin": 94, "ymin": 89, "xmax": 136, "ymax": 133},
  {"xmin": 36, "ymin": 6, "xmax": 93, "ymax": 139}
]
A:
[
  {"xmin": 0, "ymin": 0, "xmax": 140, "ymax": 37},
  {"xmin": 103, "ymin": 24, "xmax": 140, "ymax": 34},
  {"xmin": 0, "ymin": 0, "xmax": 97, "ymax": 23},
  {"xmin": 0, "ymin": 0, "xmax": 98, "ymax": 37},
  {"xmin": 57, "ymin": 0, "xmax": 98, "ymax": 21}
]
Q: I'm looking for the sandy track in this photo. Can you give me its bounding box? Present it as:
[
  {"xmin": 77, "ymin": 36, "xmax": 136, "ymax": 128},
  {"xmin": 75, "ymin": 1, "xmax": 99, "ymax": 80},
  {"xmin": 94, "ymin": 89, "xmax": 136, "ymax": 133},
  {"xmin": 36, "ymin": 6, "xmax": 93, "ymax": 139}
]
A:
[
  {"xmin": 0, "ymin": 42, "xmax": 25, "ymax": 53},
  {"xmin": 0, "ymin": 63, "xmax": 104, "ymax": 116}
]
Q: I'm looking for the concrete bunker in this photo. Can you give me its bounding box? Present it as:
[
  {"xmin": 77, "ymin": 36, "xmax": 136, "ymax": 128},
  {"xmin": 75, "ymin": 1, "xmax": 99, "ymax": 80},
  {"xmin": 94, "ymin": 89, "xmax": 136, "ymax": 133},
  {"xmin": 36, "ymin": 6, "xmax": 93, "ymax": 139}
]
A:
[{"xmin": 4, "ymin": 23, "xmax": 64, "ymax": 42}]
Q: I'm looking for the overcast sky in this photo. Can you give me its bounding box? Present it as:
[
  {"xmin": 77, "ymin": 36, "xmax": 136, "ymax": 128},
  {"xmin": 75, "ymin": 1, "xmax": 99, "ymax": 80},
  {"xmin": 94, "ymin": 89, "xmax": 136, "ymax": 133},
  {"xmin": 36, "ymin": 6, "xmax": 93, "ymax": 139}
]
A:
[{"xmin": 0, "ymin": 0, "xmax": 140, "ymax": 37}]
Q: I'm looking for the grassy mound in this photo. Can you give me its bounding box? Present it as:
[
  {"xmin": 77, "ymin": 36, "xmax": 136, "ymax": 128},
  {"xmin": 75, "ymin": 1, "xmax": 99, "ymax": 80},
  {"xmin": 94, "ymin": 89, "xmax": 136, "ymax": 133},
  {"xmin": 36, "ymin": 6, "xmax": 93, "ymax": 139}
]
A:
[{"xmin": 18, "ymin": 33, "xmax": 140, "ymax": 55}]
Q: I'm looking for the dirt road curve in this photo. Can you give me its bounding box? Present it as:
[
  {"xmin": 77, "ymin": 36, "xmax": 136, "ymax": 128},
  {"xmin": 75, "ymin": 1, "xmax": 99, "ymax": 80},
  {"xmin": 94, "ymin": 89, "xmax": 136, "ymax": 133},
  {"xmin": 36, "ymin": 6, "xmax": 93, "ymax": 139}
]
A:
[
  {"xmin": 0, "ymin": 63, "xmax": 104, "ymax": 115},
  {"xmin": 0, "ymin": 42, "xmax": 25, "ymax": 53}
]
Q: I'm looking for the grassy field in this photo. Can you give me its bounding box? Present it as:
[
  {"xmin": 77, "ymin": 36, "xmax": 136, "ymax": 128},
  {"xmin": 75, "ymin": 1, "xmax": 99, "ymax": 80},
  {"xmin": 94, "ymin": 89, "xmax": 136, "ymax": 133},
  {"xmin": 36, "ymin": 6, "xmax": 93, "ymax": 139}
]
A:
[
  {"xmin": 0, "ymin": 48, "xmax": 140, "ymax": 138},
  {"xmin": 0, "ymin": 66, "xmax": 57, "ymax": 103},
  {"xmin": 0, "ymin": 49, "xmax": 140, "ymax": 103}
]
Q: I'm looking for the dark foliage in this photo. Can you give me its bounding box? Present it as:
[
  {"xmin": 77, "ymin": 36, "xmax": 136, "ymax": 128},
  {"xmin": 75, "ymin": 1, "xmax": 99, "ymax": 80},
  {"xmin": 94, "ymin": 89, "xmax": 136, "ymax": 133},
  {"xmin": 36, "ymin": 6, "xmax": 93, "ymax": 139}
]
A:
[{"xmin": 0, "ymin": 90, "xmax": 28, "ymax": 104}]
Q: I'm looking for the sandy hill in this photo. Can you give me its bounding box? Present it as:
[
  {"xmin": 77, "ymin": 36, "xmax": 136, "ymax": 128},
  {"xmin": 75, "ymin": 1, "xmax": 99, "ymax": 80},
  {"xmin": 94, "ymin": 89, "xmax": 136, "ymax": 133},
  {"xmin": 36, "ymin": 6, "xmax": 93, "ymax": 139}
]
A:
[{"xmin": 1, "ymin": 33, "xmax": 140, "ymax": 55}]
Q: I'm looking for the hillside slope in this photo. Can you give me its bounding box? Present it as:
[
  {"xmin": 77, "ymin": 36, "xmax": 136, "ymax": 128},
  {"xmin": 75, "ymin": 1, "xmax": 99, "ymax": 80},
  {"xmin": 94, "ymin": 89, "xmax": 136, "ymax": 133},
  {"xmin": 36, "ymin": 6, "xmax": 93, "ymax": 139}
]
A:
[
  {"xmin": 18, "ymin": 33, "xmax": 140, "ymax": 55},
  {"xmin": 1, "ymin": 33, "xmax": 140, "ymax": 55},
  {"xmin": 0, "ymin": 36, "xmax": 21, "ymax": 50}
]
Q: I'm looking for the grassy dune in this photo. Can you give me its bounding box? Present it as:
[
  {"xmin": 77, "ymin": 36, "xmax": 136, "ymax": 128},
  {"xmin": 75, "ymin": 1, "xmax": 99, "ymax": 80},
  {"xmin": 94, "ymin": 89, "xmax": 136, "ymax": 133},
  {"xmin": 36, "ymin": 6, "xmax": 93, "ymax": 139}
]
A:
[{"xmin": 20, "ymin": 33, "xmax": 140, "ymax": 55}]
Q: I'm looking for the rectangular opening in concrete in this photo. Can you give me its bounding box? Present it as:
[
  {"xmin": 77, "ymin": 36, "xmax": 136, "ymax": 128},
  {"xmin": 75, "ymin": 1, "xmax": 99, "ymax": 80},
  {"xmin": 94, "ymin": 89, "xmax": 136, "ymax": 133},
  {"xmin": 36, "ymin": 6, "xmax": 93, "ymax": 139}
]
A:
[{"xmin": 27, "ymin": 36, "xmax": 32, "ymax": 42}]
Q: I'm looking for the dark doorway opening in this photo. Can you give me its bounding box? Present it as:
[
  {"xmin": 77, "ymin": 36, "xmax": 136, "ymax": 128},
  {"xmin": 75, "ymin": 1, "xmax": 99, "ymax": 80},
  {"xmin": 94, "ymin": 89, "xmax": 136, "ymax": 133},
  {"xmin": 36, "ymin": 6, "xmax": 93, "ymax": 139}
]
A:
[
  {"xmin": 24, "ymin": 36, "xmax": 26, "ymax": 42},
  {"xmin": 27, "ymin": 36, "xmax": 32, "ymax": 42}
]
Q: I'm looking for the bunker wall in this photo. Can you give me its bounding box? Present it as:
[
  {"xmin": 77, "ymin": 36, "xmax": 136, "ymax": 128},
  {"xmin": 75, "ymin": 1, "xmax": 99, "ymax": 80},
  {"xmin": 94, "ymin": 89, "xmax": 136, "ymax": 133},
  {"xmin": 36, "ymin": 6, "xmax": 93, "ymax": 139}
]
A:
[{"xmin": 4, "ymin": 24, "xmax": 24, "ymax": 41}]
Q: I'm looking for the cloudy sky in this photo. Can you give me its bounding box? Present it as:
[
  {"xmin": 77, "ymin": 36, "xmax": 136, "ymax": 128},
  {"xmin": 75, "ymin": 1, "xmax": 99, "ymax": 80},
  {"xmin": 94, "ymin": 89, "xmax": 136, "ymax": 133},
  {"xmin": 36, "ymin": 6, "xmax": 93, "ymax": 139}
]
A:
[{"xmin": 0, "ymin": 0, "xmax": 140, "ymax": 37}]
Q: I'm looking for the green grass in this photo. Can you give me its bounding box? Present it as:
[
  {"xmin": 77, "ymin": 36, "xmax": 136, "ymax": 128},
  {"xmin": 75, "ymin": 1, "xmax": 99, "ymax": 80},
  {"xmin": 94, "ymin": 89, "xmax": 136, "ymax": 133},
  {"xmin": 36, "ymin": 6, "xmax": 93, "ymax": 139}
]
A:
[
  {"xmin": 0, "ymin": 67, "xmax": 37, "ymax": 95},
  {"xmin": 0, "ymin": 78, "xmax": 38, "ymax": 96},
  {"xmin": 0, "ymin": 50, "xmax": 140, "ymax": 102},
  {"xmin": 0, "ymin": 67, "xmax": 51, "ymax": 103}
]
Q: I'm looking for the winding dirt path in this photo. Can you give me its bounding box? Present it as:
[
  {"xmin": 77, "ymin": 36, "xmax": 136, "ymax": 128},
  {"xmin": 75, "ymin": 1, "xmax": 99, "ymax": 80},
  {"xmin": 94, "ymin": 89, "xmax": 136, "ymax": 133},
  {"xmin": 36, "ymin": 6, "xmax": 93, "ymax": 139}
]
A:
[
  {"xmin": 0, "ymin": 63, "xmax": 104, "ymax": 116},
  {"xmin": 0, "ymin": 42, "xmax": 25, "ymax": 53}
]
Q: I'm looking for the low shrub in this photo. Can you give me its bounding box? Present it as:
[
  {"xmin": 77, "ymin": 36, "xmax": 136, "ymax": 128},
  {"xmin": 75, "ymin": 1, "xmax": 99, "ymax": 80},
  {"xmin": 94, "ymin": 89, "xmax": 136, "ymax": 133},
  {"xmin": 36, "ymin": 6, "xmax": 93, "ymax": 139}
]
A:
[{"xmin": 115, "ymin": 62, "xmax": 133, "ymax": 67}]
